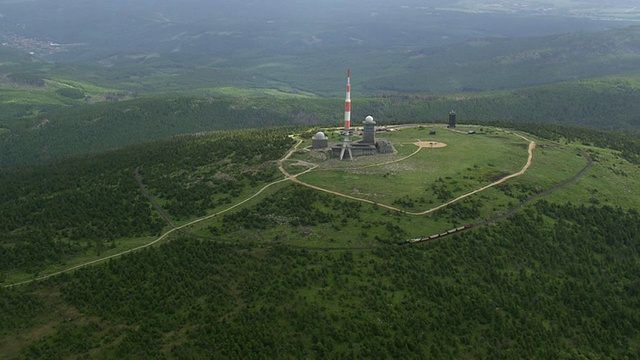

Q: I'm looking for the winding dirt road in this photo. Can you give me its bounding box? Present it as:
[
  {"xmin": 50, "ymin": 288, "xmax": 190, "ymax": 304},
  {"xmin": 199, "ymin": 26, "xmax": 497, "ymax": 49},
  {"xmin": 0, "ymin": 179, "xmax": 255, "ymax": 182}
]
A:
[
  {"xmin": 282, "ymin": 134, "xmax": 536, "ymax": 216},
  {"xmin": 1, "ymin": 130, "xmax": 548, "ymax": 287}
]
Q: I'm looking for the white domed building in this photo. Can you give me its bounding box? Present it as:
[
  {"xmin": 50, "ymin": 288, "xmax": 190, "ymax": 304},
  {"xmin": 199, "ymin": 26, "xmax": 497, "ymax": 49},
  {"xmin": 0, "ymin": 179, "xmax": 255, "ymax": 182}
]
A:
[
  {"xmin": 311, "ymin": 131, "xmax": 329, "ymax": 149},
  {"xmin": 362, "ymin": 115, "xmax": 376, "ymax": 144}
]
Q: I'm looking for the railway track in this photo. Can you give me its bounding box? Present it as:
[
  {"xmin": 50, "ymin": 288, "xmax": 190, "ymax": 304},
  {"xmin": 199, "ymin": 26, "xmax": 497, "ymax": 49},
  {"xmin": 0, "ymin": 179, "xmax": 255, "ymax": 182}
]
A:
[
  {"xmin": 3, "ymin": 133, "xmax": 593, "ymax": 287},
  {"xmin": 399, "ymin": 150, "xmax": 593, "ymax": 245}
]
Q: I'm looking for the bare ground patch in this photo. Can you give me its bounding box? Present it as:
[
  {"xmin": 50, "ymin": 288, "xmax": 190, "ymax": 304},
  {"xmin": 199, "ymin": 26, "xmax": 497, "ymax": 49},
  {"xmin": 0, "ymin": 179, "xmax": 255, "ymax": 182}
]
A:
[{"xmin": 413, "ymin": 141, "xmax": 447, "ymax": 148}]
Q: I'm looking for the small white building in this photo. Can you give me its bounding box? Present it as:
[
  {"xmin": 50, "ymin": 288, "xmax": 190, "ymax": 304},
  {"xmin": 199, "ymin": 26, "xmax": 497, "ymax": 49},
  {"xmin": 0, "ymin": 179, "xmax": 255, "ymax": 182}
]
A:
[{"xmin": 312, "ymin": 131, "xmax": 329, "ymax": 149}]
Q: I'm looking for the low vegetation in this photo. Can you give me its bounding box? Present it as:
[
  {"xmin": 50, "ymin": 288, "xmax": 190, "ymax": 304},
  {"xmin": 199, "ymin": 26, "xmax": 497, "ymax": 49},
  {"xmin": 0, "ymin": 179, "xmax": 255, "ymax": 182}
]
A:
[{"xmin": 5, "ymin": 73, "xmax": 45, "ymax": 87}]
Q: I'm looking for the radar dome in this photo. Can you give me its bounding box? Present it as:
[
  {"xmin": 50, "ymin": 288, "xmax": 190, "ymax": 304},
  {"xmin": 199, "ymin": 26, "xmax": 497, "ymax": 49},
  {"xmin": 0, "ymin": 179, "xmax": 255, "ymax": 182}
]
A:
[
  {"xmin": 312, "ymin": 131, "xmax": 328, "ymax": 140},
  {"xmin": 363, "ymin": 116, "xmax": 375, "ymax": 124}
]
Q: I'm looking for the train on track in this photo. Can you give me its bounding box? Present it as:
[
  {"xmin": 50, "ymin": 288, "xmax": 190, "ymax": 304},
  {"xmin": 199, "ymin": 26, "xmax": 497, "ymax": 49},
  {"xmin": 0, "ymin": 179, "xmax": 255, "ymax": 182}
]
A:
[{"xmin": 398, "ymin": 224, "xmax": 474, "ymax": 245}]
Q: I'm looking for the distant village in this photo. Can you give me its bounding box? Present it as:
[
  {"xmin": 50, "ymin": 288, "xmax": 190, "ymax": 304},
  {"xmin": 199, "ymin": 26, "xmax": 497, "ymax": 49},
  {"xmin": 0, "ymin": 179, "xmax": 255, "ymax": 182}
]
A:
[{"xmin": 0, "ymin": 31, "xmax": 74, "ymax": 56}]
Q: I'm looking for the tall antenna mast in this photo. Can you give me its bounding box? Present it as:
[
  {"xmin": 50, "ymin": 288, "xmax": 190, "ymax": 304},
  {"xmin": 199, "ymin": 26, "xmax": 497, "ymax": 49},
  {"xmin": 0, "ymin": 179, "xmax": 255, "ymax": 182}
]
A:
[
  {"xmin": 345, "ymin": 68, "xmax": 351, "ymax": 131},
  {"xmin": 340, "ymin": 69, "xmax": 353, "ymax": 160}
]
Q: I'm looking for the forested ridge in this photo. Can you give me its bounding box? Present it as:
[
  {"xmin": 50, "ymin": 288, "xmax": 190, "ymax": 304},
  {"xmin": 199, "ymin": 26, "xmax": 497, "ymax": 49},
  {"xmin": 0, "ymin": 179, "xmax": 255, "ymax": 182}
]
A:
[
  {"xmin": 366, "ymin": 25, "xmax": 640, "ymax": 93},
  {"xmin": 1, "ymin": 121, "xmax": 640, "ymax": 357},
  {"xmin": 2, "ymin": 201, "xmax": 639, "ymax": 358},
  {"xmin": 2, "ymin": 121, "xmax": 640, "ymax": 279},
  {"xmin": 0, "ymin": 127, "xmax": 294, "ymax": 278},
  {"xmin": 2, "ymin": 25, "xmax": 640, "ymax": 169},
  {"xmin": 2, "ymin": 76, "xmax": 640, "ymax": 166}
]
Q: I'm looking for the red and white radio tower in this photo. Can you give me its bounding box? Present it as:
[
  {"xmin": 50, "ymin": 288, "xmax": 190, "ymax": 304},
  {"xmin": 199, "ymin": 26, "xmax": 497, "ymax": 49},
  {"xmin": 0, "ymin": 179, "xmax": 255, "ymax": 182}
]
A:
[
  {"xmin": 345, "ymin": 68, "xmax": 351, "ymax": 130},
  {"xmin": 339, "ymin": 69, "xmax": 353, "ymax": 160}
]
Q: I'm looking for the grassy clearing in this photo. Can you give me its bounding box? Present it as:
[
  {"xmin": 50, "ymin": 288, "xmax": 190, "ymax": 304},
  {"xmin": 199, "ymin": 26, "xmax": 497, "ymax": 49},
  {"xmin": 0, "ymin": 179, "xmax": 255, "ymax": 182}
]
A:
[
  {"xmin": 297, "ymin": 126, "xmax": 530, "ymax": 211},
  {"xmin": 0, "ymin": 88, "xmax": 68, "ymax": 106},
  {"xmin": 520, "ymin": 141, "xmax": 587, "ymax": 186},
  {"xmin": 188, "ymin": 86, "xmax": 318, "ymax": 98},
  {"xmin": 46, "ymin": 77, "xmax": 117, "ymax": 96},
  {"xmin": 0, "ymin": 76, "xmax": 115, "ymax": 104},
  {"xmin": 278, "ymin": 125, "xmax": 623, "ymax": 239},
  {"xmin": 544, "ymin": 145, "xmax": 640, "ymax": 209}
]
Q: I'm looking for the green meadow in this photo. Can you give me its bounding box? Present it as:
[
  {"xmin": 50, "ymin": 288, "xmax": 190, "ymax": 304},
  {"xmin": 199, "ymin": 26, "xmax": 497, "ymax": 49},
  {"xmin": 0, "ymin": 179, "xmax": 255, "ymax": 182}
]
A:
[
  {"xmin": 296, "ymin": 126, "xmax": 533, "ymax": 210},
  {"xmin": 543, "ymin": 145, "xmax": 640, "ymax": 209},
  {"xmin": 181, "ymin": 123, "xmax": 633, "ymax": 251}
]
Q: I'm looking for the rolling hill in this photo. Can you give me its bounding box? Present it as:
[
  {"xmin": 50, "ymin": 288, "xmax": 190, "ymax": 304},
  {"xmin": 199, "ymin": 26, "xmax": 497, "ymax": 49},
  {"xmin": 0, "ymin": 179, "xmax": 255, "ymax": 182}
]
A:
[
  {"xmin": 35, "ymin": 26, "xmax": 640, "ymax": 96},
  {"xmin": 0, "ymin": 24, "xmax": 640, "ymax": 142},
  {"xmin": 1, "ymin": 122, "xmax": 640, "ymax": 358},
  {"xmin": 1, "ymin": 76, "xmax": 640, "ymax": 167},
  {"xmin": 1, "ymin": 5, "xmax": 640, "ymax": 357},
  {"xmin": 3, "ymin": 0, "xmax": 636, "ymax": 59},
  {"xmin": 365, "ymin": 25, "xmax": 640, "ymax": 93}
]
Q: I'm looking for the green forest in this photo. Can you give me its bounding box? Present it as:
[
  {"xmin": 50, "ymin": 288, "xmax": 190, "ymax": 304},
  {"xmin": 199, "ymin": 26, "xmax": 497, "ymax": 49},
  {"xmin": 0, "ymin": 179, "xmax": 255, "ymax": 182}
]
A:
[
  {"xmin": 2, "ymin": 194, "xmax": 640, "ymax": 358},
  {"xmin": 2, "ymin": 120, "xmax": 640, "ymax": 358},
  {"xmin": 2, "ymin": 76, "xmax": 640, "ymax": 167},
  {"xmin": 2, "ymin": 18, "xmax": 640, "ymax": 359},
  {"xmin": 0, "ymin": 128, "xmax": 294, "ymax": 278}
]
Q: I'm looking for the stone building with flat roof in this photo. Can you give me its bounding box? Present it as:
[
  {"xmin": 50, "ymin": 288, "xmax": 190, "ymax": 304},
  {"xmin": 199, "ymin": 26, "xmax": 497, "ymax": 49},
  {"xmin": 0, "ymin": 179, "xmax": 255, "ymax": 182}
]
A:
[{"xmin": 330, "ymin": 116, "xmax": 394, "ymax": 158}]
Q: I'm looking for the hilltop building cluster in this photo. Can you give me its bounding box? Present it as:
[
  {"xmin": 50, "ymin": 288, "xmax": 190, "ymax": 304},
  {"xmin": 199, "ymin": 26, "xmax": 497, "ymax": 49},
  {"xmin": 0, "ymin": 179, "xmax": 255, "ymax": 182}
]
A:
[
  {"xmin": 310, "ymin": 69, "xmax": 457, "ymax": 160},
  {"xmin": 311, "ymin": 115, "xmax": 394, "ymax": 157},
  {"xmin": 310, "ymin": 69, "xmax": 394, "ymax": 160}
]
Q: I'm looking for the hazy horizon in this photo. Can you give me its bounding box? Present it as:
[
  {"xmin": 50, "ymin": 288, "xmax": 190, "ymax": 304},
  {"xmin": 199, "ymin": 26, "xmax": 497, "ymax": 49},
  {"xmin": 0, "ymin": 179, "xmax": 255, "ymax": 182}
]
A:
[{"xmin": 1, "ymin": 0, "xmax": 638, "ymax": 59}]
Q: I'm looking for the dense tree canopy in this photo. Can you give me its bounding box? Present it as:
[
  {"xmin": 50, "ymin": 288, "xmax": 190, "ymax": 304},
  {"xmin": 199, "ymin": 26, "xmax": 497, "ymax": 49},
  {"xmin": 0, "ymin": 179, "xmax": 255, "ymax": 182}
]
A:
[
  {"xmin": 0, "ymin": 127, "xmax": 294, "ymax": 274},
  {"xmin": 2, "ymin": 120, "xmax": 640, "ymax": 358},
  {"xmin": 2, "ymin": 200, "xmax": 638, "ymax": 358}
]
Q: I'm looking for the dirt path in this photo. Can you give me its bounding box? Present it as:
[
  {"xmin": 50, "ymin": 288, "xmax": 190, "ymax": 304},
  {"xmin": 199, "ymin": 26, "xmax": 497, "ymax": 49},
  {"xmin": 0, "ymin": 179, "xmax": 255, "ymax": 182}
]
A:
[
  {"xmin": 2, "ymin": 131, "xmax": 536, "ymax": 287},
  {"xmin": 288, "ymin": 135, "xmax": 536, "ymax": 216},
  {"xmin": 5, "ymin": 162, "xmax": 297, "ymax": 288},
  {"xmin": 278, "ymin": 139, "xmax": 304, "ymax": 177},
  {"xmin": 324, "ymin": 146, "xmax": 423, "ymax": 171},
  {"xmin": 476, "ymin": 150, "xmax": 592, "ymax": 226},
  {"xmin": 408, "ymin": 139, "xmax": 535, "ymax": 215}
]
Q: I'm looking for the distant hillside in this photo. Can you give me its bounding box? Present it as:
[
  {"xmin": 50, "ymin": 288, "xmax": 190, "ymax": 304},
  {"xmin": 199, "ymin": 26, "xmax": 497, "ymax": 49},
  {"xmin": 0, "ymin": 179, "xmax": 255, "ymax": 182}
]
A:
[
  {"xmin": 3, "ymin": 0, "xmax": 633, "ymax": 59},
  {"xmin": 46, "ymin": 26, "xmax": 640, "ymax": 97},
  {"xmin": 1, "ymin": 26, "xmax": 640, "ymax": 107},
  {"xmin": 1, "ymin": 76, "xmax": 640, "ymax": 166},
  {"xmin": 401, "ymin": 77, "xmax": 640, "ymax": 130},
  {"xmin": 365, "ymin": 26, "xmax": 640, "ymax": 93},
  {"xmin": 0, "ymin": 47, "xmax": 37, "ymax": 66}
]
